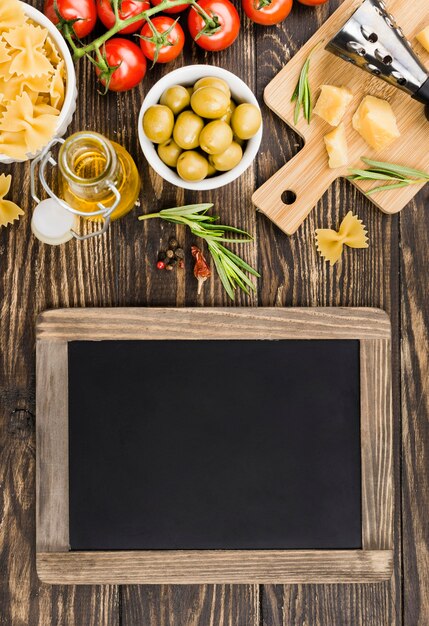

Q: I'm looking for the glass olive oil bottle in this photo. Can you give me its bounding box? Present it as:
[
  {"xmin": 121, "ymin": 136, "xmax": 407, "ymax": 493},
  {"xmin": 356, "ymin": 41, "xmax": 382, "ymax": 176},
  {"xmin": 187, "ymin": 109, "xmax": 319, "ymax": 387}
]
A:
[{"xmin": 58, "ymin": 131, "xmax": 140, "ymax": 221}]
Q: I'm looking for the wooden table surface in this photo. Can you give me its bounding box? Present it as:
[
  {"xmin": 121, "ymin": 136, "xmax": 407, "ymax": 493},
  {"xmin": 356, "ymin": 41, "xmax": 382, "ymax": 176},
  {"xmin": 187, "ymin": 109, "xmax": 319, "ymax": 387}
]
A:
[{"xmin": 1, "ymin": 0, "xmax": 428, "ymax": 624}]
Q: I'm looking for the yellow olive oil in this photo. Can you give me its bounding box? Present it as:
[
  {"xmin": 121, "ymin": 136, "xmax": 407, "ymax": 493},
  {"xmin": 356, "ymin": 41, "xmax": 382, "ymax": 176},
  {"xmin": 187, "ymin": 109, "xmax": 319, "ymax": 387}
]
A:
[{"xmin": 59, "ymin": 133, "xmax": 141, "ymax": 222}]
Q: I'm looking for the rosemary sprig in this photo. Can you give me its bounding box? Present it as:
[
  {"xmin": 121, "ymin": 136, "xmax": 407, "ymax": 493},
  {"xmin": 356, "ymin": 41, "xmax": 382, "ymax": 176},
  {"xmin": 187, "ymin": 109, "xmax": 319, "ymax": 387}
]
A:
[
  {"xmin": 138, "ymin": 204, "xmax": 259, "ymax": 300},
  {"xmin": 291, "ymin": 43, "xmax": 321, "ymax": 125},
  {"xmin": 348, "ymin": 158, "xmax": 429, "ymax": 195}
]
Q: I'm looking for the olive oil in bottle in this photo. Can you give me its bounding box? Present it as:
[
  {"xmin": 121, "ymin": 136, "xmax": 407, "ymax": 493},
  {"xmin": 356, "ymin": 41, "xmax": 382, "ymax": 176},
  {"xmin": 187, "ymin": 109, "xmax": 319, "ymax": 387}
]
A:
[{"xmin": 58, "ymin": 131, "xmax": 140, "ymax": 221}]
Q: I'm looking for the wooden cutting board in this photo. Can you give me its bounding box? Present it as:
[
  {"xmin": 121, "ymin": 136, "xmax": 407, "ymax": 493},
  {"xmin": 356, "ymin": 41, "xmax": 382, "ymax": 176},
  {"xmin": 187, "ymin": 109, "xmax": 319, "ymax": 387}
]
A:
[{"xmin": 252, "ymin": 0, "xmax": 429, "ymax": 235}]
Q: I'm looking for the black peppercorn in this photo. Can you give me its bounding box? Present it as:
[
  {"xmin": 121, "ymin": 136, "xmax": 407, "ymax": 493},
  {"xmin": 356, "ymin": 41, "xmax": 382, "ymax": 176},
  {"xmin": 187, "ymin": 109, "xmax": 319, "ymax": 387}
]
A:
[
  {"xmin": 174, "ymin": 248, "xmax": 184, "ymax": 259},
  {"xmin": 168, "ymin": 238, "xmax": 178, "ymax": 250},
  {"xmin": 158, "ymin": 250, "xmax": 166, "ymax": 261}
]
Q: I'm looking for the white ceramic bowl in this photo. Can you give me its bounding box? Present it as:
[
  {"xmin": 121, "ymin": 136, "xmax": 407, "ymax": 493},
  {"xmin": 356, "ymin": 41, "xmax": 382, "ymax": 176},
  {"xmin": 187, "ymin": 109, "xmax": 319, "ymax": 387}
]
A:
[
  {"xmin": 0, "ymin": 2, "xmax": 77, "ymax": 164},
  {"xmin": 138, "ymin": 65, "xmax": 263, "ymax": 191}
]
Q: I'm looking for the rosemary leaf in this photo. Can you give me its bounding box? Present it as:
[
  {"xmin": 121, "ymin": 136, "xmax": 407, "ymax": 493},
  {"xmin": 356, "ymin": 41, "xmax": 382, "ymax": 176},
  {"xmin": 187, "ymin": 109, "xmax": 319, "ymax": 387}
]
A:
[
  {"xmin": 348, "ymin": 169, "xmax": 403, "ymax": 181},
  {"xmin": 361, "ymin": 158, "xmax": 429, "ymax": 180},
  {"xmin": 220, "ymin": 246, "xmax": 260, "ymax": 277},
  {"xmin": 348, "ymin": 158, "xmax": 429, "ymax": 195},
  {"xmin": 139, "ymin": 204, "xmax": 258, "ymax": 300},
  {"xmin": 291, "ymin": 43, "xmax": 320, "ymax": 125},
  {"xmin": 366, "ymin": 182, "xmax": 410, "ymax": 195}
]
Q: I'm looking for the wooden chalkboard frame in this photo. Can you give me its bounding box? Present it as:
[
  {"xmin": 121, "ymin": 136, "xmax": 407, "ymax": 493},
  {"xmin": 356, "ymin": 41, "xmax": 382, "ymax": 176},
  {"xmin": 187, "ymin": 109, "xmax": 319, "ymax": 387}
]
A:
[{"xmin": 36, "ymin": 307, "xmax": 393, "ymax": 585}]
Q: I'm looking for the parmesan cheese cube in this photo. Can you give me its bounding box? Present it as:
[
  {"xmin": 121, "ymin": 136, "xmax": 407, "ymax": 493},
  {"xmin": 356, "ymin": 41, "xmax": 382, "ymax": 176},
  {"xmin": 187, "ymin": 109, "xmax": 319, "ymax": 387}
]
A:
[
  {"xmin": 314, "ymin": 85, "xmax": 353, "ymax": 126},
  {"xmin": 352, "ymin": 96, "xmax": 400, "ymax": 151},
  {"xmin": 416, "ymin": 25, "xmax": 429, "ymax": 52},
  {"xmin": 324, "ymin": 123, "xmax": 349, "ymax": 169}
]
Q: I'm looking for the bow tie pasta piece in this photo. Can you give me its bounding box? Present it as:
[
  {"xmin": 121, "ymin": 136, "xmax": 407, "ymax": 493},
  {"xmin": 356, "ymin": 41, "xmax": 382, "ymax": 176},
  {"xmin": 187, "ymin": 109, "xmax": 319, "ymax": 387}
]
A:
[
  {"xmin": 315, "ymin": 212, "xmax": 369, "ymax": 266},
  {"xmin": 0, "ymin": 39, "xmax": 12, "ymax": 77},
  {"xmin": 0, "ymin": 130, "xmax": 29, "ymax": 160},
  {"xmin": 28, "ymin": 91, "xmax": 60, "ymax": 117},
  {"xmin": 44, "ymin": 36, "xmax": 62, "ymax": 67},
  {"xmin": 0, "ymin": 0, "xmax": 26, "ymax": 31},
  {"xmin": 0, "ymin": 91, "xmax": 58, "ymax": 155},
  {"xmin": 4, "ymin": 24, "xmax": 53, "ymax": 77},
  {"xmin": 0, "ymin": 73, "xmax": 50, "ymax": 103},
  {"xmin": 49, "ymin": 60, "xmax": 65, "ymax": 109},
  {"xmin": 0, "ymin": 174, "xmax": 24, "ymax": 228},
  {"xmin": 0, "ymin": 39, "xmax": 11, "ymax": 64}
]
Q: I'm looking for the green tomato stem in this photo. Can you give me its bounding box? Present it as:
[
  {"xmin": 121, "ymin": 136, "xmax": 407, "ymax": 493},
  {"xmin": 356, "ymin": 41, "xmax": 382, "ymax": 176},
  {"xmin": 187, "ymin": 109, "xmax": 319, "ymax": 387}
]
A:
[{"xmin": 73, "ymin": 0, "xmax": 196, "ymax": 58}]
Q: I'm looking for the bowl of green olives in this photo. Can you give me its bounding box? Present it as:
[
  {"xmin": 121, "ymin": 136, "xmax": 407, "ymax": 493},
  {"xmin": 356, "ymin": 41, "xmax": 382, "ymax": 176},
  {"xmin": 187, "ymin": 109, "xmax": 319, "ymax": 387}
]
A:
[{"xmin": 138, "ymin": 65, "xmax": 263, "ymax": 190}]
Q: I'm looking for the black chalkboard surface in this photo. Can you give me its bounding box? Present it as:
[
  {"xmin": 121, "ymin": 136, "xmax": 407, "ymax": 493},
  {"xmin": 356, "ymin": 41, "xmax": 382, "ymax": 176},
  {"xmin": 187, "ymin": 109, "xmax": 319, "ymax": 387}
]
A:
[{"xmin": 68, "ymin": 339, "xmax": 361, "ymax": 551}]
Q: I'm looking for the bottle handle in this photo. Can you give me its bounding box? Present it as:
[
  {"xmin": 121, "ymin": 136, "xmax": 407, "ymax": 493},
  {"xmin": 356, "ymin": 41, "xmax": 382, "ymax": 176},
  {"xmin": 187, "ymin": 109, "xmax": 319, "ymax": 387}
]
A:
[{"xmin": 30, "ymin": 139, "xmax": 120, "ymax": 241}]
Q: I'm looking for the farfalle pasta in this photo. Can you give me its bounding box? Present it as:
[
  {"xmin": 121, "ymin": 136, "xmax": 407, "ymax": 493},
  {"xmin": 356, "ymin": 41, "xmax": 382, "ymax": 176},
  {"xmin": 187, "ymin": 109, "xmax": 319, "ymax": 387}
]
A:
[
  {"xmin": 315, "ymin": 212, "xmax": 369, "ymax": 266},
  {"xmin": 0, "ymin": 0, "xmax": 26, "ymax": 32},
  {"xmin": 0, "ymin": 0, "xmax": 66, "ymax": 161},
  {"xmin": 4, "ymin": 24, "xmax": 54, "ymax": 77},
  {"xmin": 0, "ymin": 173, "xmax": 24, "ymax": 228},
  {"xmin": 0, "ymin": 91, "xmax": 59, "ymax": 154}
]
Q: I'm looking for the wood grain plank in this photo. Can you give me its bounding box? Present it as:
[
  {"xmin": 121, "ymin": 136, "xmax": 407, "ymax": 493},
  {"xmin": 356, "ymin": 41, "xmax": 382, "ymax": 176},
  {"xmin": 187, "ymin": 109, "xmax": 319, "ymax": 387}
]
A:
[
  {"xmin": 361, "ymin": 338, "xmax": 393, "ymax": 551},
  {"xmin": 36, "ymin": 341, "xmax": 69, "ymax": 552},
  {"xmin": 400, "ymin": 191, "xmax": 429, "ymax": 626},
  {"xmin": 255, "ymin": 1, "xmax": 402, "ymax": 624},
  {"xmin": 36, "ymin": 306, "xmax": 391, "ymax": 340},
  {"xmin": 121, "ymin": 585, "xmax": 259, "ymax": 626},
  {"xmin": 37, "ymin": 550, "xmax": 393, "ymax": 585}
]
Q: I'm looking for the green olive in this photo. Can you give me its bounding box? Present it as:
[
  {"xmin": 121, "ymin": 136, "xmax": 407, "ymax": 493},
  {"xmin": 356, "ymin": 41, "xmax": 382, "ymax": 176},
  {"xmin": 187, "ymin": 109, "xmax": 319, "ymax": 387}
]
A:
[
  {"xmin": 207, "ymin": 161, "xmax": 217, "ymax": 177},
  {"xmin": 199, "ymin": 120, "xmax": 233, "ymax": 155},
  {"xmin": 191, "ymin": 87, "xmax": 230, "ymax": 119},
  {"xmin": 160, "ymin": 85, "xmax": 191, "ymax": 115},
  {"xmin": 220, "ymin": 99, "xmax": 236, "ymax": 124},
  {"xmin": 173, "ymin": 111, "xmax": 204, "ymax": 150},
  {"xmin": 209, "ymin": 141, "xmax": 243, "ymax": 172},
  {"xmin": 157, "ymin": 139, "xmax": 182, "ymax": 168},
  {"xmin": 176, "ymin": 151, "xmax": 209, "ymax": 182},
  {"xmin": 193, "ymin": 77, "xmax": 231, "ymax": 99},
  {"xmin": 231, "ymin": 103, "xmax": 262, "ymax": 140},
  {"xmin": 143, "ymin": 105, "xmax": 174, "ymax": 144}
]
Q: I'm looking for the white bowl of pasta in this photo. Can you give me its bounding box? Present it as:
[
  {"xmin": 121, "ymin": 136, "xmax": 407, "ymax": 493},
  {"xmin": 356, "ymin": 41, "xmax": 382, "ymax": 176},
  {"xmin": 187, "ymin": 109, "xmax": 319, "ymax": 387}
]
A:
[{"xmin": 0, "ymin": 1, "xmax": 77, "ymax": 164}]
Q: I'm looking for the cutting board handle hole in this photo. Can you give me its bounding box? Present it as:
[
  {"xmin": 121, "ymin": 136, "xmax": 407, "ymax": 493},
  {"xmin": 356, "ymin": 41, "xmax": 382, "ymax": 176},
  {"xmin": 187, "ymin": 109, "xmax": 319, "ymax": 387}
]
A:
[{"xmin": 281, "ymin": 190, "xmax": 297, "ymax": 205}]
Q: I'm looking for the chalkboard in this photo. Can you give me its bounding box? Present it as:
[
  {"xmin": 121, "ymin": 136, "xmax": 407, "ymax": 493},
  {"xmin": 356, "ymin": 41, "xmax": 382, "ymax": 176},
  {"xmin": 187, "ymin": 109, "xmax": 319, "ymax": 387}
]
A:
[
  {"xmin": 68, "ymin": 339, "xmax": 362, "ymax": 551},
  {"xmin": 36, "ymin": 307, "xmax": 393, "ymax": 584}
]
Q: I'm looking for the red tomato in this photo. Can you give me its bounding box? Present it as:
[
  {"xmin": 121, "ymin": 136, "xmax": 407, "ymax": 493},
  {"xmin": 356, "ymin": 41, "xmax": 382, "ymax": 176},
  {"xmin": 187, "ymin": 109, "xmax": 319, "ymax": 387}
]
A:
[
  {"xmin": 139, "ymin": 17, "xmax": 185, "ymax": 63},
  {"xmin": 97, "ymin": 0, "xmax": 150, "ymax": 34},
  {"xmin": 44, "ymin": 0, "xmax": 97, "ymax": 38},
  {"xmin": 297, "ymin": 0, "xmax": 328, "ymax": 4},
  {"xmin": 242, "ymin": 0, "xmax": 292, "ymax": 25},
  {"xmin": 96, "ymin": 38, "xmax": 147, "ymax": 91},
  {"xmin": 151, "ymin": 0, "xmax": 189, "ymax": 14},
  {"xmin": 188, "ymin": 0, "xmax": 240, "ymax": 51}
]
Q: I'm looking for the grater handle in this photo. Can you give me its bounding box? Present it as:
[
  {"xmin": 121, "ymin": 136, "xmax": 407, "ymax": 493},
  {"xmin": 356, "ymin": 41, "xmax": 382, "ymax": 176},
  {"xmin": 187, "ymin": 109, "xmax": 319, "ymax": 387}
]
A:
[{"xmin": 414, "ymin": 77, "xmax": 429, "ymax": 108}]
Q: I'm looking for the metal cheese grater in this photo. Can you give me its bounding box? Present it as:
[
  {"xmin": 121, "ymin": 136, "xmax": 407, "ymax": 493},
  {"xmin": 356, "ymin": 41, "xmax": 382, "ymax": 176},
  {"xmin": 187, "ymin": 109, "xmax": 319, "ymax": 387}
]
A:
[{"xmin": 326, "ymin": 0, "xmax": 429, "ymax": 107}]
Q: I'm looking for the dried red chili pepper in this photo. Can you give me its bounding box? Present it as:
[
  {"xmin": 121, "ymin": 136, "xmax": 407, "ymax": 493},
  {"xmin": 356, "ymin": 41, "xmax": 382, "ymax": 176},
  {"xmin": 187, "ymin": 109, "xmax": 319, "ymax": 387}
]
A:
[{"xmin": 191, "ymin": 245, "xmax": 211, "ymax": 295}]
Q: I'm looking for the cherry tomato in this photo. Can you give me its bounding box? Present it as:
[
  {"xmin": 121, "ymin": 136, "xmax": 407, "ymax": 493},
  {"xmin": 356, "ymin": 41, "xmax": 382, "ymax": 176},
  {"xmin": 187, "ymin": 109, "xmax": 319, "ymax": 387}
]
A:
[
  {"xmin": 139, "ymin": 16, "xmax": 185, "ymax": 63},
  {"xmin": 96, "ymin": 38, "xmax": 147, "ymax": 91},
  {"xmin": 44, "ymin": 0, "xmax": 97, "ymax": 38},
  {"xmin": 151, "ymin": 0, "xmax": 189, "ymax": 14},
  {"xmin": 188, "ymin": 0, "xmax": 240, "ymax": 51},
  {"xmin": 297, "ymin": 0, "xmax": 328, "ymax": 5},
  {"xmin": 97, "ymin": 0, "xmax": 150, "ymax": 34},
  {"xmin": 242, "ymin": 0, "xmax": 292, "ymax": 25}
]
